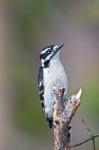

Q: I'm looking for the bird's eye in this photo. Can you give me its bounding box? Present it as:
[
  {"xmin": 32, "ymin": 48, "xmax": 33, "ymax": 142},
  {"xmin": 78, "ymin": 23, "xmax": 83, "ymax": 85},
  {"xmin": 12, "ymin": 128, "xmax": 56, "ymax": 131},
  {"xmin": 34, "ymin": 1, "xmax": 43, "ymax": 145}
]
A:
[{"xmin": 48, "ymin": 49, "xmax": 52, "ymax": 53}]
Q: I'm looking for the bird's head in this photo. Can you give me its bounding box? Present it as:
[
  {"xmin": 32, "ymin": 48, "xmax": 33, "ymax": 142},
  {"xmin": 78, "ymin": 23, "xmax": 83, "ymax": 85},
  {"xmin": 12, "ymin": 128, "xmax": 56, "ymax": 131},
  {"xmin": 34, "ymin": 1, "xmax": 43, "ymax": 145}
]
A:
[{"xmin": 40, "ymin": 44, "xmax": 64, "ymax": 67}]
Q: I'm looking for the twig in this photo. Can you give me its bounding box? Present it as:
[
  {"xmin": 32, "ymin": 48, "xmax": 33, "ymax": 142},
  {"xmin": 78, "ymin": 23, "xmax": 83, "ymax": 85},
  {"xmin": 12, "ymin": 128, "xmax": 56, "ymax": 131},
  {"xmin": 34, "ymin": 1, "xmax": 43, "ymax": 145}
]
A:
[
  {"xmin": 92, "ymin": 137, "xmax": 95, "ymax": 150},
  {"xmin": 53, "ymin": 88, "xmax": 81, "ymax": 150},
  {"xmin": 70, "ymin": 134, "xmax": 99, "ymax": 148},
  {"xmin": 81, "ymin": 118, "xmax": 96, "ymax": 150}
]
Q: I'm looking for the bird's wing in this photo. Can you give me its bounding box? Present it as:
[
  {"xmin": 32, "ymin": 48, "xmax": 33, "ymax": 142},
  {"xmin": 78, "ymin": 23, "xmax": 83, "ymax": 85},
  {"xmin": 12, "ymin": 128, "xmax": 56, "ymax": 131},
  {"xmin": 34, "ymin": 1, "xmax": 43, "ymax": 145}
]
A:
[
  {"xmin": 38, "ymin": 66, "xmax": 45, "ymax": 109},
  {"xmin": 38, "ymin": 66, "xmax": 53, "ymax": 128}
]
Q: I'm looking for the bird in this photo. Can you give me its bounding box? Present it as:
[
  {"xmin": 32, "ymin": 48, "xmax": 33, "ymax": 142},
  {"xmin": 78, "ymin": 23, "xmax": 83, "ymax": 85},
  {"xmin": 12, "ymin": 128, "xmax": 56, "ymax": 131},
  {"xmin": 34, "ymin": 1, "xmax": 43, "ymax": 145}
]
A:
[{"xmin": 38, "ymin": 43, "xmax": 67, "ymax": 128}]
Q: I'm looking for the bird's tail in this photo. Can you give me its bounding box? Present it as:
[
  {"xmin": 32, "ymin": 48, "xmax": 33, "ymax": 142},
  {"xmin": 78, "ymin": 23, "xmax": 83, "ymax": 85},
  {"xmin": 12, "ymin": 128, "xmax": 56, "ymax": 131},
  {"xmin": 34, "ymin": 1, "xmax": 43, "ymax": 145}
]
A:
[{"xmin": 47, "ymin": 117, "xmax": 53, "ymax": 128}]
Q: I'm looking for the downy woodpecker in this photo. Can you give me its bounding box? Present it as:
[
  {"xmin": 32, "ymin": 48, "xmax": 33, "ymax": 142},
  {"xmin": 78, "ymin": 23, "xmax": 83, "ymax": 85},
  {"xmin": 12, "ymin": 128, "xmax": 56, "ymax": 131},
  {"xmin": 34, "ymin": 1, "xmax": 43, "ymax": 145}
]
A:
[{"xmin": 38, "ymin": 44, "xmax": 67, "ymax": 128}]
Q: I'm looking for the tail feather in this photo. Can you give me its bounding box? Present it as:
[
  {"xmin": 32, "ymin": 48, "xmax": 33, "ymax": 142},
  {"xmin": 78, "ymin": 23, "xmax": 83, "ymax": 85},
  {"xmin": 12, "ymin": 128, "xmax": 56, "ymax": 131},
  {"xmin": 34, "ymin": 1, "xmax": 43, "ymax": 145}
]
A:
[{"xmin": 47, "ymin": 117, "xmax": 53, "ymax": 128}]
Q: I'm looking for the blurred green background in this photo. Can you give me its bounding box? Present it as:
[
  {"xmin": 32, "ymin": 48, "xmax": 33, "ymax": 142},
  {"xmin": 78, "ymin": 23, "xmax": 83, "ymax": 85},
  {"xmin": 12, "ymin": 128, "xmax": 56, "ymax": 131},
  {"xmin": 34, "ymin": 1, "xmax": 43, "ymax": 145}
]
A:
[{"xmin": 0, "ymin": 0, "xmax": 99, "ymax": 149}]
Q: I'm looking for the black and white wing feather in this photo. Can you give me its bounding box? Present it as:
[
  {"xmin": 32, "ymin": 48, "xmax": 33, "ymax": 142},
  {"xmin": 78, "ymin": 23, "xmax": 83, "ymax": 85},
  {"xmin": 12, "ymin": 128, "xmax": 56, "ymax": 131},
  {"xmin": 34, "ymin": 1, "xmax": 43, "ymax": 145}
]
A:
[
  {"xmin": 38, "ymin": 66, "xmax": 45, "ymax": 109},
  {"xmin": 38, "ymin": 66, "xmax": 53, "ymax": 128}
]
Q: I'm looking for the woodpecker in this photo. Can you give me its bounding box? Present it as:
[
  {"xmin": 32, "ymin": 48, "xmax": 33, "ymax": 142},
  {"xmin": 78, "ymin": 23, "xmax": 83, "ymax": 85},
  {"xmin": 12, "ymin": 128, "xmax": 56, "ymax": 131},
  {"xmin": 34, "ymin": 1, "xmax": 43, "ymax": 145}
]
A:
[{"xmin": 38, "ymin": 44, "xmax": 67, "ymax": 128}]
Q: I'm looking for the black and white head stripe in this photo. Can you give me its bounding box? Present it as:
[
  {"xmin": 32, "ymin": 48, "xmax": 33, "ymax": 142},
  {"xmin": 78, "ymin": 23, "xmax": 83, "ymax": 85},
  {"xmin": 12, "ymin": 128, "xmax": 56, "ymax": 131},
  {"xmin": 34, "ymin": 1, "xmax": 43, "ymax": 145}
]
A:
[
  {"xmin": 40, "ymin": 45, "xmax": 55, "ymax": 60},
  {"xmin": 40, "ymin": 44, "xmax": 64, "ymax": 67}
]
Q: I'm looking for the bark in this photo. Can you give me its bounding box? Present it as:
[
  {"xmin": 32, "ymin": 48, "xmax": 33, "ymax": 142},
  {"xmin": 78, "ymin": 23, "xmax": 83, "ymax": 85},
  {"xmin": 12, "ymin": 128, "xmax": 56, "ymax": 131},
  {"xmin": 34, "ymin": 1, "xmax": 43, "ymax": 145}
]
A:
[{"xmin": 53, "ymin": 88, "xmax": 81, "ymax": 150}]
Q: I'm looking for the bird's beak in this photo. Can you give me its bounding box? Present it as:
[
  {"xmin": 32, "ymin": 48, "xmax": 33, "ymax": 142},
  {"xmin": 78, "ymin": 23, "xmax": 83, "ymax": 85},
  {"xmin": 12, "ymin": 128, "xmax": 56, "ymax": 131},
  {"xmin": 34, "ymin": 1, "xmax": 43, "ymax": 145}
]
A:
[
  {"xmin": 51, "ymin": 43, "xmax": 64, "ymax": 59},
  {"xmin": 57, "ymin": 44, "xmax": 64, "ymax": 50},
  {"xmin": 55, "ymin": 44, "xmax": 64, "ymax": 54}
]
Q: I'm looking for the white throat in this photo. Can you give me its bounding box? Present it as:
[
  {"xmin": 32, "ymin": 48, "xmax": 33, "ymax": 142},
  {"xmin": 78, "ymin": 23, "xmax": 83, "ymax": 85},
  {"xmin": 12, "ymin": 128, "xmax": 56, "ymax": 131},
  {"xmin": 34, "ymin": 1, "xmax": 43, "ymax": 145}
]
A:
[
  {"xmin": 50, "ymin": 52, "xmax": 60, "ymax": 65},
  {"xmin": 41, "ymin": 51, "xmax": 60, "ymax": 67}
]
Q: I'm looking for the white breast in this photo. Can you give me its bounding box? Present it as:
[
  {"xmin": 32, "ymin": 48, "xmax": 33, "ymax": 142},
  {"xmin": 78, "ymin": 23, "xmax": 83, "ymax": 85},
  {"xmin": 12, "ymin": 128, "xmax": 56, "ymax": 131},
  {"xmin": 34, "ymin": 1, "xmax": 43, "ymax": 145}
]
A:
[{"xmin": 43, "ymin": 57, "xmax": 67, "ymax": 118}]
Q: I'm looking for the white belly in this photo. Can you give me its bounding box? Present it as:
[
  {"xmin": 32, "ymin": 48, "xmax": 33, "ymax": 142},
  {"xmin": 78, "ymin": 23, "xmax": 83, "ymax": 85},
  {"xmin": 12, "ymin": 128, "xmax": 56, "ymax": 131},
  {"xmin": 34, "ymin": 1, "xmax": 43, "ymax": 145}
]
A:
[{"xmin": 43, "ymin": 62, "xmax": 67, "ymax": 118}]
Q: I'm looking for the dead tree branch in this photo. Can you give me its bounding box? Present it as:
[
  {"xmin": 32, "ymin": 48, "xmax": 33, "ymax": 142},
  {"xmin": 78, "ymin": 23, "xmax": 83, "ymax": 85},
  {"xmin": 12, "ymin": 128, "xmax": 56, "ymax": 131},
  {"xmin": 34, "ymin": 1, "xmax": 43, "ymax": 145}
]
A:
[
  {"xmin": 81, "ymin": 118, "xmax": 96, "ymax": 150},
  {"xmin": 53, "ymin": 87, "xmax": 81, "ymax": 150},
  {"xmin": 70, "ymin": 134, "xmax": 99, "ymax": 148}
]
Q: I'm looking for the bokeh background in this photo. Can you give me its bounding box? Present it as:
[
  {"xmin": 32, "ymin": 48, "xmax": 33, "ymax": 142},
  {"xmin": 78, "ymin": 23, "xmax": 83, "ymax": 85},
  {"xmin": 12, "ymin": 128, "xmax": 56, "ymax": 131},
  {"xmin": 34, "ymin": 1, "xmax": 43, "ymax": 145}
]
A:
[{"xmin": 0, "ymin": 0, "xmax": 99, "ymax": 150}]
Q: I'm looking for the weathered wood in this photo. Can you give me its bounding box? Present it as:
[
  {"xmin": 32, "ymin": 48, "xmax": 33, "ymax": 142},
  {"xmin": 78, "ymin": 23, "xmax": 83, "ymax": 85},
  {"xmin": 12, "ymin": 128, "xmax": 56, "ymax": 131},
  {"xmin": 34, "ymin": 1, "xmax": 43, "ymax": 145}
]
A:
[{"xmin": 53, "ymin": 88, "xmax": 81, "ymax": 150}]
